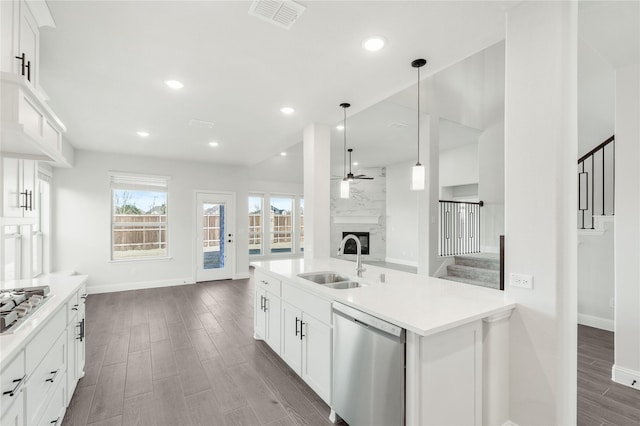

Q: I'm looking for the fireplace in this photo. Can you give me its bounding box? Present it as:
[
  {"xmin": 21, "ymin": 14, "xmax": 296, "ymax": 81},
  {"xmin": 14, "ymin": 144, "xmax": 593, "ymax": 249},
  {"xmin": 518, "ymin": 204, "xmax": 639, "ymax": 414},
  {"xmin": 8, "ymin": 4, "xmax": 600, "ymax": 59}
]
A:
[{"xmin": 341, "ymin": 232, "xmax": 370, "ymax": 255}]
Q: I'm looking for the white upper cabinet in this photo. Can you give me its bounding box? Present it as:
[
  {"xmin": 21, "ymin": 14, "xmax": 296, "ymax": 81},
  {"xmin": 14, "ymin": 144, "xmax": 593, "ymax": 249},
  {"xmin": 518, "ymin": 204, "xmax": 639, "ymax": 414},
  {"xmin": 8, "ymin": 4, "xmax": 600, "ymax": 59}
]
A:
[{"xmin": 1, "ymin": 0, "xmax": 71, "ymax": 166}]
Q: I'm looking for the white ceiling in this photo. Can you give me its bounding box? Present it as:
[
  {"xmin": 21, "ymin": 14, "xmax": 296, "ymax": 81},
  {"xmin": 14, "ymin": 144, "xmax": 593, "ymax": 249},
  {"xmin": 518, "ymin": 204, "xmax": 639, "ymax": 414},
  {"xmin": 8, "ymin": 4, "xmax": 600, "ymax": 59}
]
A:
[{"xmin": 39, "ymin": 1, "xmax": 513, "ymax": 167}]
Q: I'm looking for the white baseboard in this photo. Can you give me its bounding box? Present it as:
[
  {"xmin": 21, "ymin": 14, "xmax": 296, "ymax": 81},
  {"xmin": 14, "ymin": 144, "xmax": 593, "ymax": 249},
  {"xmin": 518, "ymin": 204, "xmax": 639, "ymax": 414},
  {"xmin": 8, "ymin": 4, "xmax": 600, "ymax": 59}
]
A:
[
  {"xmin": 502, "ymin": 421, "xmax": 520, "ymax": 426},
  {"xmin": 234, "ymin": 272, "xmax": 250, "ymax": 279},
  {"xmin": 578, "ymin": 313, "xmax": 614, "ymax": 332},
  {"xmin": 612, "ymin": 364, "xmax": 640, "ymax": 390},
  {"xmin": 88, "ymin": 277, "xmax": 194, "ymax": 294},
  {"xmin": 384, "ymin": 257, "xmax": 418, "ymax": 268}
]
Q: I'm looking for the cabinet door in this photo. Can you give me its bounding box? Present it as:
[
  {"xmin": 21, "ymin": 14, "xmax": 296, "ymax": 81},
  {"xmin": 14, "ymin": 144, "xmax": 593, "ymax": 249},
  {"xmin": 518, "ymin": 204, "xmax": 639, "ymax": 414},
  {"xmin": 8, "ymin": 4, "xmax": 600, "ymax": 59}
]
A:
[
  {"xmin": 77, "ymin": 291, "xmax": 87, "ymax": 379},
  {"xmin": 254, "ymin": 288, "xmax": 266, "ymax": 339},
  {"xmin": 66, "ymin": 312, "xmax": 78, "ymax": 402},
  {"xmin": 301, "ymin": 313, "xmax": 332, "ymax": 403},
  {"xmin": 2, "ymin": 158, "xmax": 22, "ymax": 217},
  {"xmin": 18, "ymin": 0, "xmax": 38, "ymax": 87},
  {"xmin": 264, "ymin": 291, "xmax": 281, "ymax": 354},
  {"xmin": 280, "ymin": 302, "xmax": 302, "ymax": 374},
  {"xmin": 20, "ymin": 160, "xmax": 36, "ymax": 218}
]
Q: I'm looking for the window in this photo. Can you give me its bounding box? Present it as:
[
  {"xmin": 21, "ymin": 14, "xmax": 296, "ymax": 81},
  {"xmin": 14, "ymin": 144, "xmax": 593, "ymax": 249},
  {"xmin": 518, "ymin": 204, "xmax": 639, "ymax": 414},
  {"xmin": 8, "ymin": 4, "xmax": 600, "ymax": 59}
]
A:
[
  {"xmin": 299, "ymin": 198, "xmax": 304, "ymax": 252},
  {"xmin": 110, "ymin": 172, "xmax": 169, "ymax": 260},
  {"xmin": 248, "ymin": 195, "xmax": 263, "ymax": 255},
  {"xmin": 270, "ymin": 196, "xmax": 293, "ymax": 254}
]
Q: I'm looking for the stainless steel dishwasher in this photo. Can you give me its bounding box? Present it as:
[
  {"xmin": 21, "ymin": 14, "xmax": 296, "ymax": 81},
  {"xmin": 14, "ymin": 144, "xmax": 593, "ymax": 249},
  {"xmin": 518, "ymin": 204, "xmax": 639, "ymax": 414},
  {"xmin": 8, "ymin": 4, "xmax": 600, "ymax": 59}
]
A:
[{"xmin": 332, "ymin": 302, "xmax": 406, "ymax": 426}]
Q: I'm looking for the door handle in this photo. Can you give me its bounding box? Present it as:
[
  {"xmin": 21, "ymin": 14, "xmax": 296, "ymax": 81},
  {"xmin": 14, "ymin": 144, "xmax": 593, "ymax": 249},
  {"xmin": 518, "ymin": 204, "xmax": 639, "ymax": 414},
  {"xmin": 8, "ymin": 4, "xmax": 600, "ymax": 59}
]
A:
[
  {"xmin": 263, "ymin": 297, "xmax": 268, "ymax": 312},
  {"xmin": 300, "ymin": 321, "xmax": 305, "ymax": 340},
  {"xmin": 3, "ymin": 375, "xmax": 27, "ymax": 397},
  {"xmin": 260, "ymin": 295, "xmax": 264, "ymax": 311},
  {"xmin": 295, "ymin": 317, "xmax": 300, "ymax": 336}
]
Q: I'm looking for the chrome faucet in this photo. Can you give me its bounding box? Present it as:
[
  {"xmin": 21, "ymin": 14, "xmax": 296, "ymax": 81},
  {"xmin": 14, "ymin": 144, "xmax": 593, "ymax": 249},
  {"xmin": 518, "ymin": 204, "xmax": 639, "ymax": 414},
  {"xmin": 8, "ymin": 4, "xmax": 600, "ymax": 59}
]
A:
[{"xmin": 337, "ymin": 234, "xmax": 366, "ymax": 277}]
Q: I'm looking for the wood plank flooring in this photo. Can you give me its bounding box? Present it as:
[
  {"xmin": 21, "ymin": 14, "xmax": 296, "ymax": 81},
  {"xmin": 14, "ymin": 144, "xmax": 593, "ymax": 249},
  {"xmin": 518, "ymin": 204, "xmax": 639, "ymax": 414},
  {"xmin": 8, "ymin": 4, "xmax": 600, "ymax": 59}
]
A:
[
  {"xmin": 63, "ymin": 277, "xmax": 332, "ymax": 426},
  {"xmin": 577, "ymin": 325, "xmax": 640, "ymax": 426}
]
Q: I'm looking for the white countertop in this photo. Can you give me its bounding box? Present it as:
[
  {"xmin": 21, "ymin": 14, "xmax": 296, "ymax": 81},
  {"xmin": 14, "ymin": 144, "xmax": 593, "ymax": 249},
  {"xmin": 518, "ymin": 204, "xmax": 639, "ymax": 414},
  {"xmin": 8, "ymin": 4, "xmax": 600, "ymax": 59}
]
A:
[
  {"xmin": 0, "ymin": 274, "xmax": 88, "ymax": 369},
  {"xmin": 251, "ymin": 258, "xmax": 515, "ymax": 336}
]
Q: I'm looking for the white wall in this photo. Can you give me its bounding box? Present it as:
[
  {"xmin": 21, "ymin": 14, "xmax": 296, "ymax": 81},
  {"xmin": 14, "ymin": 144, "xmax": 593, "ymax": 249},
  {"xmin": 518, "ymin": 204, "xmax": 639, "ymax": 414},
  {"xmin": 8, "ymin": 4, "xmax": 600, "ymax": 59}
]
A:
[
  {"xmin": 53, "ymin": 150, "xmax": 250, "ymax": 293},
  {"xmin": 578, "ymin": 40, "xmax": 615, "ymax": 157},
  {"xmin": 386, "ymin": 161, "xmax": 418, "ymax": 266},
  {"xmin": 578, "ymin": 220, "xmax": 615, "ymax": 331},
  {"xmin": 613, "ymin": 63, "xmax": 640, "ymax": 389},
  {"xmin": 439, "ymin": 143, "xmax": 478, "ymax": 189},
  {"xmin": 478, "ymin": 121, "xmax": 505, "ymax": 253},
  {"xmin": 504, "ymin": 2, "xmax": 577, "ymax": 424}
]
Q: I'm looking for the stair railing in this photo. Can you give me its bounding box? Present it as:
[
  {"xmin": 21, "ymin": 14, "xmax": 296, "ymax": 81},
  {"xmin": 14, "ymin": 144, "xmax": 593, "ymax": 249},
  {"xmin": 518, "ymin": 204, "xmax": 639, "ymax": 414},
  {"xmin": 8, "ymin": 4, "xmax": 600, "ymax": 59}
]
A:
[
  {"xmin": 578, "ymin": 135, "xmax": 615, "ymax": 229},
  {"xmin": 439, "ymin": 200, "xmax": 483, "ymax": 256}
]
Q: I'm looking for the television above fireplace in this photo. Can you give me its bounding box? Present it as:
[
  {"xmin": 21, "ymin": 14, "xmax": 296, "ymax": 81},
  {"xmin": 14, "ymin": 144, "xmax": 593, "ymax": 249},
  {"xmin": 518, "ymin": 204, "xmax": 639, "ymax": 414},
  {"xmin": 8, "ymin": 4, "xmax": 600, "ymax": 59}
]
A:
[{"xmin": 341, "ymin": 232, "xmax": 370, "ymax": 255}]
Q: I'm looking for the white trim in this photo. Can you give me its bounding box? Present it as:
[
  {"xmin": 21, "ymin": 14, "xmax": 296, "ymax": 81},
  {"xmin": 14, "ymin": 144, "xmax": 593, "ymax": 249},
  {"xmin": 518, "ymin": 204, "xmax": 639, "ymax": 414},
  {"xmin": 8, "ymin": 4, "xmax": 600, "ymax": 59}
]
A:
[
  {"xmin": 88, "ymin": 277, "xmax": 193, "ymax": 294},
  {"xmin": 234, "ymin": 272, "xmax": 251, "ymax": 279},
  {"xmin": 577, "ymin": 313, "xmax": 614, "ymax": 332},
  {"xmin": 612, "ymin": 365, "xmax": 640, "ymax": 390},
  {"xmin": 433, "ymin": 256, "xmax": 455, "ymax": 277},
  {"xmin": 502, "ymin": 421, "xmax": 520, "ymax": 426},
  {"xmin": 384, "ymin": 257, "xmax": 418, "ymax": 268}
]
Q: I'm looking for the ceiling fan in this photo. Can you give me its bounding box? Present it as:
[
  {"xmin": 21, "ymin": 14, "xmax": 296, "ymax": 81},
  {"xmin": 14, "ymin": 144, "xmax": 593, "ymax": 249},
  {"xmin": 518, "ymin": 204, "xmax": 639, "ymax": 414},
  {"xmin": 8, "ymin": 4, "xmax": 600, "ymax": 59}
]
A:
[{"xmin": 332, "ymin": 149, "xmax": 374, "ymax": 180}]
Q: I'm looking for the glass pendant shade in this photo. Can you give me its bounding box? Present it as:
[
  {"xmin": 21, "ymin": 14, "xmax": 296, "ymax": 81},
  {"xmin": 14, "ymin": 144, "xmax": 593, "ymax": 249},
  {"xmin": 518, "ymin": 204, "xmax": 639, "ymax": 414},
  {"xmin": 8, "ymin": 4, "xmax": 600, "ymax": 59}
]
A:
[
  {"xmin": 340, "ymin": 179, "xmax": 350, "ymax": 199},
  {"xmin": 411, "ymin": 164, "xmax": 425, "ymax": 191}
]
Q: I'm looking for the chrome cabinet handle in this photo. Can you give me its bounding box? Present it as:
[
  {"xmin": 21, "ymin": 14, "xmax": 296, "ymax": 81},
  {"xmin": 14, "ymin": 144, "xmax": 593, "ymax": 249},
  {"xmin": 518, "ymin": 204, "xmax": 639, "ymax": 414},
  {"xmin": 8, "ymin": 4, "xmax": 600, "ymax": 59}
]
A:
[
  {"xmin": 3, "ymin": 375, "xmax": 26, "ymax": 396},
  {"xmin": 46, "ymin": 369, "xmax": 59, "ymax": 383}
]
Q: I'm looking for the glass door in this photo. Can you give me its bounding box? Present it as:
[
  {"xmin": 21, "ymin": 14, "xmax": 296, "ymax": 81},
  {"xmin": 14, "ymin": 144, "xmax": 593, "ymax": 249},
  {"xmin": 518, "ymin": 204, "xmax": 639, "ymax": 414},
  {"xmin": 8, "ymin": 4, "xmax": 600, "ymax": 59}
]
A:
[{"xmin": 196, "ymin": 192, "xmax": 234, "ymax": 282}]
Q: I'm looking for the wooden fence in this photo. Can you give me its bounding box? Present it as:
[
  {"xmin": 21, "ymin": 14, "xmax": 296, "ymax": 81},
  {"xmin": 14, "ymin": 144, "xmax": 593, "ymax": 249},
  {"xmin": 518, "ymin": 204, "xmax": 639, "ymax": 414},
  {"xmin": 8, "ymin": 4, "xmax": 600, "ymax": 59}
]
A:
[{"xmin": 113, "ymin": 214, "xmax": 166, "ymax": 252}]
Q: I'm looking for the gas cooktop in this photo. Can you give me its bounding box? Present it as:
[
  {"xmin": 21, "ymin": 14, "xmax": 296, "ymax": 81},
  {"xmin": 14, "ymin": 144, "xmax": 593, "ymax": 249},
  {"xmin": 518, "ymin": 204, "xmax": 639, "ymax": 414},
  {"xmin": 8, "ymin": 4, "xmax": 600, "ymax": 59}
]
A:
[{"xmin": 0, "ymin": 285, "xmax": 50, "ymax": 334}]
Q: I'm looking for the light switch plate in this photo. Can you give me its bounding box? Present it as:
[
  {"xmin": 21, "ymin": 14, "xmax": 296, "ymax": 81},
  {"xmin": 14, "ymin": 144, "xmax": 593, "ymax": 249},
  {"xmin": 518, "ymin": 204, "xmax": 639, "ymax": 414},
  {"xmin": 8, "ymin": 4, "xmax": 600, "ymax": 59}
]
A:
[{"xmin": 510, "ymin": 273, "xmax": 533, "ymax": 289}]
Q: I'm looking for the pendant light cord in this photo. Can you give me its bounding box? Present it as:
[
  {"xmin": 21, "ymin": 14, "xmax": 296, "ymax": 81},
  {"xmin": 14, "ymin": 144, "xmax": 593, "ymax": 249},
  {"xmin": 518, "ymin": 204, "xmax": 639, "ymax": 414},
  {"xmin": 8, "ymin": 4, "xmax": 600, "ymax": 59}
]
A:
[
  {"xmin": 344, "ymin": 106, "xmax": 347, "ymax": 177},
  {"xmin": 416, "ymin": 64, "xmax": 421, "ymax": 167}
]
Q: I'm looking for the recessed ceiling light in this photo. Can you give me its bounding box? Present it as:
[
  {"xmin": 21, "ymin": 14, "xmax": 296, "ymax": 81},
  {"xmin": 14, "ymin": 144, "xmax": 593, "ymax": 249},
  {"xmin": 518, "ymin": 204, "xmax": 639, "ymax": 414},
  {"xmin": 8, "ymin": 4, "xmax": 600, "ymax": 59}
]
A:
[
  {"xmin": 353, "ymin": 162, "xmax": 359, "ymax": 166},
  {"xmin": 164, "ymin": 80, "xmax": 184, "ymax": 90},
  {"xmin": 136, "ymin": 131, "xmax": 149, "ymax": 137},
  {"xmin": 209, "ymin": 141, "xmax": 219, "ymax": 147},
  {"xmin": 362, "ymin": 36, "xmax": 386, "ymax": 52},
  {"xmin": 336, "ymin": 124, "xmax": 344, "ymax": 131},
  {"xmin": 280, "ymin": 152, "xmax": 287, "ymax": 156},
  {"xmin": 280, "ymin": 106, "xmax": 295, "ymax": 115}
]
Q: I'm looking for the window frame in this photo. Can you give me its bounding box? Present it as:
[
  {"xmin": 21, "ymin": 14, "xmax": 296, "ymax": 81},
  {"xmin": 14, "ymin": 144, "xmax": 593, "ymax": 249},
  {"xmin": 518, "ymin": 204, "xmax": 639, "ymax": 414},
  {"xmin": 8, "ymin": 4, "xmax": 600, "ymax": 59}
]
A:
[
  {"xmin": 109, "ymin": 172, "xmax": 170, "ymax": 262},
  {"xmin": 248, "ymin": 192, "xmax": 303, "ymax": 259}
]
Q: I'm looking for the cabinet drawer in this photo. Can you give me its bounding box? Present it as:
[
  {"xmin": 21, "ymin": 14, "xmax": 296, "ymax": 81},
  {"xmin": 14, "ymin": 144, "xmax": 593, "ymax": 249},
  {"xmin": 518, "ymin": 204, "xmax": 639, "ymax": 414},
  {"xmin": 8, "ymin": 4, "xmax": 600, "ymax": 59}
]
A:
[
  {"xmin": 255, "ymin": 270, "xmax": 281, "ymax": 295},
  {"xmin": 0, "ymin": 351, "xmax": 26, "ymax": 414},
  {"xmin": 36, "ymin": 364, "xmax": 66, "ymax": 426},
  {"xmin": 27, "ymin": 330, "xmax": 66, "ymax": 426},
  {"xmin": 282, "ymin": 282, "xmax": 331, "ymax": 325},
  {"xmin": 26, "ymin": 307, "xmax": 65, "ymax": 374}
]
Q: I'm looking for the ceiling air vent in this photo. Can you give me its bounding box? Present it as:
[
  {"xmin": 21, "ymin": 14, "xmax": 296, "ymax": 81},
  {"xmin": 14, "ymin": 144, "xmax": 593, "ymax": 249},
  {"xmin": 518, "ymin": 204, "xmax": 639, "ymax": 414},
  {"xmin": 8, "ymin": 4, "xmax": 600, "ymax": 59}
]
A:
[{"xmin": 249, "ymin": 0, "xmax": 306, "ymax": 30}]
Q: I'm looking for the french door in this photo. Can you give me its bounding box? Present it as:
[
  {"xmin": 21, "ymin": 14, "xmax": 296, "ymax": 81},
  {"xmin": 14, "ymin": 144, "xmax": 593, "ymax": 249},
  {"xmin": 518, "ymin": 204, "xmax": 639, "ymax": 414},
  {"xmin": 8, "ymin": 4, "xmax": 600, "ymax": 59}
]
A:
[{"xmin": 195, "ymin": 192, "xmax": 234, "ymax": 282}]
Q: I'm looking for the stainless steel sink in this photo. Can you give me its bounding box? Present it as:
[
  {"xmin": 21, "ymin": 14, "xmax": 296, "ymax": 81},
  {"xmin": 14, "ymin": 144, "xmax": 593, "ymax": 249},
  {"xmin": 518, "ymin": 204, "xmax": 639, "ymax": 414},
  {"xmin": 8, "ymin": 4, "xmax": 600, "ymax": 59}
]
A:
[
  {"xmin": 297, "ymin": 271, "xmax": 350, "ymax": 284},
  {"xmin": 324, "ymin": 281, "xmax": 367, "ymax": 290}
]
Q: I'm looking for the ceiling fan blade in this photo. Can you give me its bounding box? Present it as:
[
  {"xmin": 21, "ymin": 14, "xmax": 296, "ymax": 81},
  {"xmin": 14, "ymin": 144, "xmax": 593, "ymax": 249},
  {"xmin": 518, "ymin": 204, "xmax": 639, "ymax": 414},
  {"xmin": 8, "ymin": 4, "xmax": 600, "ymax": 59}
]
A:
[{"xmin": 354, "ymin": 175, "xmax": 374, "ymax": 180}]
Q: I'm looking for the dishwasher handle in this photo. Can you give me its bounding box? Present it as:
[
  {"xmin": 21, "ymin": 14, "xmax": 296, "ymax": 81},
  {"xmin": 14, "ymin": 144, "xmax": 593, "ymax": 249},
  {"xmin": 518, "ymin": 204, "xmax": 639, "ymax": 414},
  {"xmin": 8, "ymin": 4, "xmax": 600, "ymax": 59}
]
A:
[{"xmin": 333, "ymin": 302, "xmax": 405, "ymax": 341}]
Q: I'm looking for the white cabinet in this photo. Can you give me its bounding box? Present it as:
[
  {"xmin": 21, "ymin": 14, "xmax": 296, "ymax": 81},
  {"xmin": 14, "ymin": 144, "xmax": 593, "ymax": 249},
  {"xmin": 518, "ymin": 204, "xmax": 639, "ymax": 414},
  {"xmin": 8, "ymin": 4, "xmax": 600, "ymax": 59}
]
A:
[
  {"xmin": 254, "ymin": 271, "xmax": 281, "ymax": 354},
  {"xmin": 67, "ymin": 285, "xmax": 87, "ymax": 402},
  {"xmin": 2, "ymin": 157, "xmax": 36, "ymax": 218},
  {"xmin": 253, "ymin": 271, "xmax": 333, "ymax": 405},
  {"xmin": 280, "ymin": 282, "xmax": 332, "ymax": 404},
  {"xmin": 0, "ymin": 351, "xmax": 26, "ymax": 426}
]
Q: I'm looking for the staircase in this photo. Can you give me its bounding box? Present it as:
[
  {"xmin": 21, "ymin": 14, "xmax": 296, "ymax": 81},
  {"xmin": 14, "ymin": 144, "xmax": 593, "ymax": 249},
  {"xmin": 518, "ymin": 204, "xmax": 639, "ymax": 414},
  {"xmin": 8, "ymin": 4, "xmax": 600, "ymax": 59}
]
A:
[{"xmin": 441, "ymin": 253, "xmax": 500, "ymax": 290}]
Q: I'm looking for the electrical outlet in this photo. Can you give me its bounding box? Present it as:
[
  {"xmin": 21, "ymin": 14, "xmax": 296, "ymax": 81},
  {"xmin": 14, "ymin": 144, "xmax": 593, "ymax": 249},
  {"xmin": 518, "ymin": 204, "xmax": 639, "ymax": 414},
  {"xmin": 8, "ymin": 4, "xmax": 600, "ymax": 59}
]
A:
[
  {"xmin": 610, "ymin": 297, "xmax": 615, "ymax": 308},
  {"xmin": 510, "ymin": 273, "xmax": 533, "ymax": 289}
]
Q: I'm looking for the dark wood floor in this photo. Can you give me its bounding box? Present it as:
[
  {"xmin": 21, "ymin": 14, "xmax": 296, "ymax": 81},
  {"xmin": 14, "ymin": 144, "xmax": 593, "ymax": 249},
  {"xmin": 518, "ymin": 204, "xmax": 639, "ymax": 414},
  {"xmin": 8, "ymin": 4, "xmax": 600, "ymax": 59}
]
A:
[
  {"xmin": 62, "ymin": 277, "xmax": 332, "ymax": 426},
  {"xmin": 577, "ymin": 325, "xmax": 640, "ymax": 426}
]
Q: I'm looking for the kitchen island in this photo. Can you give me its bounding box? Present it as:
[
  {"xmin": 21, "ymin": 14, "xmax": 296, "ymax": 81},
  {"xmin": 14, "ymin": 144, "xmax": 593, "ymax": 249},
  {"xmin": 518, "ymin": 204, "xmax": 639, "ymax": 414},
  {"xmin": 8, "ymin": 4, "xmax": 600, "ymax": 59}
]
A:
[
  {"xmin": 0, "ymin": 274, "xmax": 88, "ymax": 426},
  {"xmin": 251, "ymin": 257, "xmax": 515, "ymax": 426}
]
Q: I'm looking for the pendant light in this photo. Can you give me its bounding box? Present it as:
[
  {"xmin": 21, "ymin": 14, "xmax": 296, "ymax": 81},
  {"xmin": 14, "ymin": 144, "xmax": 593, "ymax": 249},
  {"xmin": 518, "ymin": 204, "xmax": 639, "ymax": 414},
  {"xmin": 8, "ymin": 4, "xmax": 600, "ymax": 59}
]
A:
[
  {"xmin": 339, "ymin": 103, "xmax": 351, "ymax": 199},
  {"xmin": 411, "ymin": 58, "xmax": 427, "ymax": 191}
]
